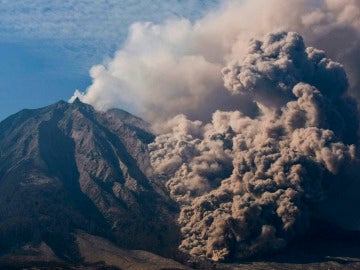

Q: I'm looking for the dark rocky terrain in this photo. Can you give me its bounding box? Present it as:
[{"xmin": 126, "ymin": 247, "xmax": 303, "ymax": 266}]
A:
[
  {"xmin": 0, "ymin": 99, "xmax": 180, "ymax": 265},
  {"xmin": 0, "ymin": 100, "xmax": 360, "ymax": 269}
]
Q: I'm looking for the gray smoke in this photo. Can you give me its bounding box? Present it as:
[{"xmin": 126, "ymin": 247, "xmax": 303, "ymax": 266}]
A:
[
  {"xmin": 149, "ymin": 32, "xmax": 358, "ymax": 261},
  {"xmin": 71, "ymin": 0, "xmax": 360, "ymax": 123},
  {"xmin": 69, "ymin": 0, "xmax": 360, "ymax": 262}
]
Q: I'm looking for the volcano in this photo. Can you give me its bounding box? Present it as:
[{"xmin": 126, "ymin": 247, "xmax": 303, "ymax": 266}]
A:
[
  {"xmin": 0, "ymin": 98, "xmax": 185, "ymax": 268},
  {"xmin": 1, "ymin": 99, "xmax": 360, "ymax": 269}
]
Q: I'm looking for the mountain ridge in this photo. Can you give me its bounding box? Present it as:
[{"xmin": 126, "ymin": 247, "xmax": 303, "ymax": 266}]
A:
[
  {"xmin": 0, "ymin": 99, "xmax": 179, "ymax": 262},
  {"xmin": 1, "ymin": 100, "xmax": 360, "ymax": 269}
]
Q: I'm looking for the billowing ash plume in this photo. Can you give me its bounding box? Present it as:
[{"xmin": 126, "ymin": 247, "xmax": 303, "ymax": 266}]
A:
[
  {"xmin": 71, "ymin": 0, "xmax": 360, "ymax": 122},
  {"xmin": 69, "ymin": 0, "xmax": 360, "ymax": 262},
  {"xmin": 149, "ymin": 31, "xmax": 358, "ymax": 261}
]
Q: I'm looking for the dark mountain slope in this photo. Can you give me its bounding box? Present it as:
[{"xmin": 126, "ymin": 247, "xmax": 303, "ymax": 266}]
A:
[{"xmin": 0, "ymin": 99, "xmax": 178, "ymax": 261}]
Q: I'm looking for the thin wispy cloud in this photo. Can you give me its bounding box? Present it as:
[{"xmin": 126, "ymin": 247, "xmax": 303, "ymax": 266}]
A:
[{"xmin": 0, "ymin": 0, "xmax": 219, "ymax": 44}]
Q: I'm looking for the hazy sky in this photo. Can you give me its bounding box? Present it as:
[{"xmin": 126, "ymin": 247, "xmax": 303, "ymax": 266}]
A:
[{"xmin": 0, "ymin": 0, "xmax": 219, "ymax": 121}]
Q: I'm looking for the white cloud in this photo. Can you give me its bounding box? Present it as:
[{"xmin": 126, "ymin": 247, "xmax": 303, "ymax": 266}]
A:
[{"xmin": 72, "ymin": 0, "xmax": 360, "ymax": 122}]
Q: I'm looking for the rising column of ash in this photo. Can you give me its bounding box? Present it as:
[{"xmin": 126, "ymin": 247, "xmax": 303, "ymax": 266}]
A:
[{"xmin": 149, "ymin": 31, "xmax": 359, "ymax": 261}]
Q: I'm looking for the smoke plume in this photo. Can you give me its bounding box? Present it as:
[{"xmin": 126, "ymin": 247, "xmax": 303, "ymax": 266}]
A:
[
  {"xmin": 71, "ymin": 0, "xmax": 360, "ymax": 122},
  {"xmin": 149, "ymin": 31, "xmax": 358, "ymax": 261},
  {"xmin": 70, "ymin": 0, "xmax": 360, "ymax": 262}
]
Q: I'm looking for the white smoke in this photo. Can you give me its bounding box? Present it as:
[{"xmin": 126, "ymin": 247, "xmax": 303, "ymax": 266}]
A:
[
  {"xmin": 71, "ymin": 0, "xmax": 360, "ymax": 122},
  {"xmin": 70, "ymin": 0, "xmax": 360, "ymax": 262}
]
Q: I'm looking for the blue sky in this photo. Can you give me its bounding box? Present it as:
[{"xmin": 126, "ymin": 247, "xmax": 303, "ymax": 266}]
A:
[{"xmin": 0, "ymin": 0, "xmax": 219, "ymax": 121}]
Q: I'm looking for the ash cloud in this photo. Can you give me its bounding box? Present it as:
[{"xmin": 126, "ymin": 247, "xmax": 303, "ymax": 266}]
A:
[
  {"xmin": 70, "ymin": 0, "xmax": 360, "ymax": 262},
  {"xmin": 71, "ymin": 0, "xmax": 360, "ymax": 122},
  {"xmin": 149, "ymin": 32, "xmax": 358, "ymax": 261},
  {"xmin": 70, "ymin": 20, "xmax": 257, "ymax": 122}
]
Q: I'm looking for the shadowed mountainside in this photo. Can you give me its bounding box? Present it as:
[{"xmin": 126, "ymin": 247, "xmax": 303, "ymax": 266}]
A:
[
  {"xmin": 0, "ymin": 99, "xmax": 179, "ymax": 262},
  {"xmin": 1, "ymin": 100, "xmax": 360, "ymax": 269}
]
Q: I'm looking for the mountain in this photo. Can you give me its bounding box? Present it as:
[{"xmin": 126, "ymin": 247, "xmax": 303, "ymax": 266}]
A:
[
  {"xmin": 0, "ymin": 99, "xmax": 180, "ymax": 265},
  {"xmin": 1, "ymin": 100, "xmax": 360, "ymax": 269}
]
